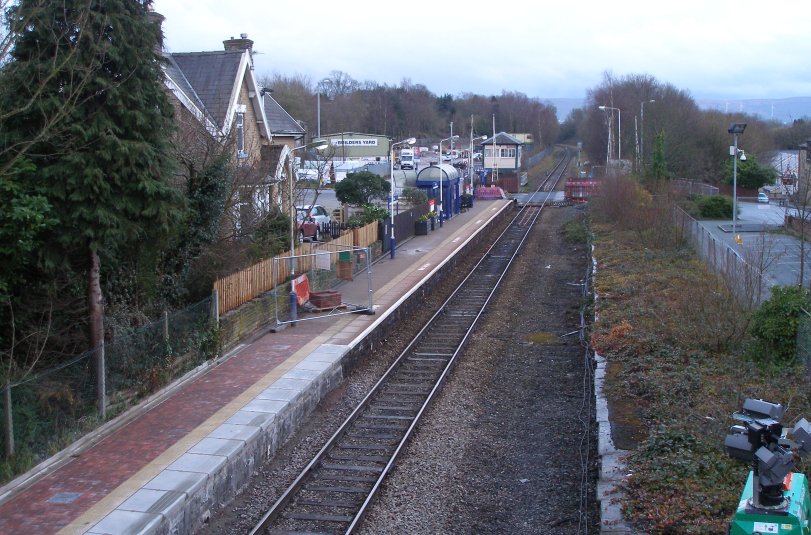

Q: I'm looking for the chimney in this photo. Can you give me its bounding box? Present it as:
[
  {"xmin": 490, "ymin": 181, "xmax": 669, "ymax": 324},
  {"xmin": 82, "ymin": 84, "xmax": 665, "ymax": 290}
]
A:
[
  {"xmin": 146, "ymin": 10, "xmax": 166, "ymax": 52},
  {"xmin": 223, "ymin": 33, "xmax": 254, "ymax": 52}
]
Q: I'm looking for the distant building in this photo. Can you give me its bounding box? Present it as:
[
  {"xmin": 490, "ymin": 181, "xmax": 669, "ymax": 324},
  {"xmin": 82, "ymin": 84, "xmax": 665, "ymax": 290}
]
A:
[
  {"xmin": 482, "ymin": 132, "xmax": 523, "ymax": 193},
  {"xmin": 318, "ymin": 132, "xmax": 390, "ymax": 162},
  {"xmin": 161, "ymin": 30, "xmax": 304, "ymax": 225}
]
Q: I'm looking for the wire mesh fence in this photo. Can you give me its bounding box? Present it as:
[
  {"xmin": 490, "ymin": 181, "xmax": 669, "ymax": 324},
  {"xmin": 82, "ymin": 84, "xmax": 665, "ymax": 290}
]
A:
[
  {"xmin": 273, "ymin": 243, "xmax": 374, "ymax": 324},
  {"xmin": 1, "ymin": 297, "xmax": 216, "ymax": 476},
  {"xmin": 672, "ymin": 206, "xmax": 770, "ymax": 307},
  {"xmin": 798, "ymin": 308, "xmax": 811, "ymax": 376}
]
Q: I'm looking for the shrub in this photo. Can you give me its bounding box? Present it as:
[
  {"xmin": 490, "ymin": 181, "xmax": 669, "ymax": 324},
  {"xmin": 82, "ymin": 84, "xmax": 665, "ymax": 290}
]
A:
[
  {"xmin": 401, "ymin": 187, "xmax": 427, "ymax": 205},
  {"xmin": 696, "ymin": 195, "xmax": 732, "ymax": 219},
  {"xmin": 748, "ymin": 285, "xmax": 811, "ymax": 365},
  {"xmin": 346, "ymin": 204, "xmax": 389, "ymax": 228}
]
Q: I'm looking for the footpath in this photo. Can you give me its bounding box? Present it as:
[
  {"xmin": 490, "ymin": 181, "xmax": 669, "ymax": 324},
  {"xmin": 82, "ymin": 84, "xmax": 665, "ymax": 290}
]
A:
[{"xmin": 0, "ymin": 199, "xmax": 513, "ymax": 535}]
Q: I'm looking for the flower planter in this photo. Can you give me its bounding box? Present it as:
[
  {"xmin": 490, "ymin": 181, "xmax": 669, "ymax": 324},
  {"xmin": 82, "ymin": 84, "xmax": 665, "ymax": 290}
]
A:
[{"xmin": 415, "ymin": 219, "xmax": 429, "ymax": 236}]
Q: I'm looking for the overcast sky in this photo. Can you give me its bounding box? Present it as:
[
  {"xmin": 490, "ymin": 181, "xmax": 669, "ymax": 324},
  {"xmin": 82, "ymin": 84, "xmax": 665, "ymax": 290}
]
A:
[{"xmin": 152, "ymin": 0, "xmax": 809, "ymax": 102}]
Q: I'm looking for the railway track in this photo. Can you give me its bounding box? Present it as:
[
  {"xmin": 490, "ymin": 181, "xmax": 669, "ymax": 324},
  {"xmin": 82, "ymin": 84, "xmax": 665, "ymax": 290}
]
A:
[{"xmin": 249, "ymin": 151, "xmax": 572, "ymax": 535}]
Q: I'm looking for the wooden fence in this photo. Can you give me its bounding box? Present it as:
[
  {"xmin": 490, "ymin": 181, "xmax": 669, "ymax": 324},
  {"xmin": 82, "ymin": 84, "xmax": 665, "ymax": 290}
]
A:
[{"xmin": 214, "ymin": 221, "xmax": 378, "ymax": 314}]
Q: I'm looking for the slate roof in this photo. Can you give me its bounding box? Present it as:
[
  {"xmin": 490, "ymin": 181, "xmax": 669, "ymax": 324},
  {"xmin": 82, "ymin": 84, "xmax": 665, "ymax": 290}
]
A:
[
  {"xmin": 482, "ymin": 132, "xmax": 522, "ymax": 145},
  {"xmin": 163, "ymin": 55, "xmax": 206, "ymax": 114},
  {"xmin": 168, "ymin": 50, "xmax": 243, "ymax": 131},
  {"xmin": 263, "ymin": 93, "xmax": 304, "ymax": 137}
]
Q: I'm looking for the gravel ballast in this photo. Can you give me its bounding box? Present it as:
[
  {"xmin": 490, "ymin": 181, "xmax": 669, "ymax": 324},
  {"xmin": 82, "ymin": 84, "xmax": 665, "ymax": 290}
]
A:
[{"xmin": 201, "ymin": 204, "xmax": 597, "ymax": 534}]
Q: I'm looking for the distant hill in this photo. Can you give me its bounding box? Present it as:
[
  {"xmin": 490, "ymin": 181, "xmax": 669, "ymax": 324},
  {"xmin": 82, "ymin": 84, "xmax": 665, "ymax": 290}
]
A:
[
  {"xmin": 542, "ymin": 98, "xmax": 585, "ymax": 122},
  {"xmin": 541, "ymin": 96, "xmax": 811, "ymax": 125},
  {"xmin": 695, "ymin": 97, "xmax": 811, "ymax": 124}
]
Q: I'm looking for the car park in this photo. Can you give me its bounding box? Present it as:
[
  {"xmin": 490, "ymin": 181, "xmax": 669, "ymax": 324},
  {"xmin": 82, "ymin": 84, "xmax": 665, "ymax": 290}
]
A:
[{"xmin": 296, "ymin": 204, "xmax": 333, "ymax": 241}]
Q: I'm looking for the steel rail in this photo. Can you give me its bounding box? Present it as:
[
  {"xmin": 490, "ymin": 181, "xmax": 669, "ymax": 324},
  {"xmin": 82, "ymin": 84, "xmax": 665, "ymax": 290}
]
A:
[{"xmin": 250, "ymin": 151, "xmax": 572, "ymax": 535}]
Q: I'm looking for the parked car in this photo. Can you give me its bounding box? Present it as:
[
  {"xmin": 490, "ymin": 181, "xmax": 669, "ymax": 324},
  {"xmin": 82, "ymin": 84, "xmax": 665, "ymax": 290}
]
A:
[
  {"xmin": 296, "ymin": 204, "xmax": 333, "ymax": 241},
  {"xmin": 758, "ymin": 192, "xmax": 770, "ymax": 203}
]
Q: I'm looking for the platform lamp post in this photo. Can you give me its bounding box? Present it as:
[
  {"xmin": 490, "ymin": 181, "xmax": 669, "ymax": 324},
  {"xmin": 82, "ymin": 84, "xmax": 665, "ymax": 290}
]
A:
[
  {"xmin": 316, "ymin": 77, "xmax": 332, "ymax": 140},
  {"xmin": 640, "ymin": 99, "xmax": 655, "ymax": 171},
  {"xmin": 389, "ymin": 136, "xmax": 416, "ymax": 259},
  {"xmin": 729, "ymin": 123, "xmax": 747, "ymax": 241},
  {"xmin": 469, "ymin": 134, "xmax": 488, "ymax": 200},
  {"xmin": 437, "ymin": 134, "xmax": 459, "ymax": 228},
  {"xmin": 288, "ymin": 140, "xmax": 328, "ymax": 323},
  {"xmin": 598, "ymin": 105, "xmax": 621, "ymax": 170}
]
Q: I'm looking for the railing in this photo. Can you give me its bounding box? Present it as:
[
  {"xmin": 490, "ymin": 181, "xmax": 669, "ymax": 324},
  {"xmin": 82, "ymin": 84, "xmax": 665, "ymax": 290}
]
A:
[
  {"xmin": 672, "ymin": 178, "xmax": 719, "ymax": 197},
  {"xmin": 672, "ymin": 205, "xmax": 770, "ymax": 306},
  {"xmin": 214, "ymin": 220, "xmax": 378, "ymax": 315},
  {"xmin": 1, "ymin": 298, "xmax": 215, "ymax": 475}
]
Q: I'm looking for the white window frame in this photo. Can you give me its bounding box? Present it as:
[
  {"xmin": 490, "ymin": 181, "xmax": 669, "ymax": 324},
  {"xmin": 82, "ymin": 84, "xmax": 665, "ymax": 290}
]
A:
[{"xmin": 235, "ymin": 104, "xmax": 247, "ymax": 159}]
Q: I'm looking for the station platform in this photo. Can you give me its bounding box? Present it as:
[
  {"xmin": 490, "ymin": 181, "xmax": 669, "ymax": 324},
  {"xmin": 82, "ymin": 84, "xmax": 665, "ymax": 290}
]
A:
[{"xmin": 0, "ymin": 199, "xmax": 513, "ymax": 535}]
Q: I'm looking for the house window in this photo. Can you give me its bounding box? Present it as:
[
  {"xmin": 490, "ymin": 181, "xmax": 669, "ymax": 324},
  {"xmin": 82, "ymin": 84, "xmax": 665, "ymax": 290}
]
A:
[
  {"xmin": 236, "ymin": 104, "xmax": 247, "ymax": 159},
  {"xmin": 499, "ymin": 148, "xmax": 516, "ymax": 158}
]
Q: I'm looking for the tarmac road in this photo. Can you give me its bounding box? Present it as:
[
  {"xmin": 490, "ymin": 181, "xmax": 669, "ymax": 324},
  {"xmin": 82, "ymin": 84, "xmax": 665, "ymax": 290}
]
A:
[{"xmin": 699, "ymin": 200, "xmax": 811, "ymax": 289}]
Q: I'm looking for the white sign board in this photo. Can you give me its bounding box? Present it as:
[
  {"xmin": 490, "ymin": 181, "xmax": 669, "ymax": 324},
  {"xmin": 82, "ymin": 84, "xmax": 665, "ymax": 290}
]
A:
[{"xmin": 331, "ymin": 139, "xmax": 379, "ymax": 147}]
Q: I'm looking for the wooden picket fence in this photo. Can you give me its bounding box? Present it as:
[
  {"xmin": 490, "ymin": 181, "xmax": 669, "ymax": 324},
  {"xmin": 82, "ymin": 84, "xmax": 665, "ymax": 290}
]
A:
[{"xmin": 213, "ymin": 221, "xmax": 378, "ymax": 314}]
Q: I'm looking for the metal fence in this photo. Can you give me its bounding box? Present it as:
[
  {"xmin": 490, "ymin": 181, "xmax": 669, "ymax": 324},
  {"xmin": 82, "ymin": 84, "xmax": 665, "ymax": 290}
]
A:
[
  {"xmin": 798, "ymin": 308, "xmax": 811, "ymax": 374},
  {"xmin": 1, "ymin": 297, "xmax": 215, "ymax": 470},
  {"xmin": 273, "ymin": 243, "xmax": 374, "ymax": 324},
  {"xmin": 525, "ymin": 146, "xmax": 553, "ymax": 169},
  {"xmin": 672, "ymin": 206, "xmax": 770, "ymax": 307},
  {"xmin": 672, "ymin": 178, "xmax": 719, "ymax": 197}
]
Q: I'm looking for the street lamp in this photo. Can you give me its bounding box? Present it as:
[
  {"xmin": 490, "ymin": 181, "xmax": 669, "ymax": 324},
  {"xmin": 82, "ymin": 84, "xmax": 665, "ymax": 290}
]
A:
[
  {"xmin": 599, "ymin": 105, "xmax": 621, "ymax": 169},
  {"xmin": 468, "ymin": 134, "xmax": 487, "ymax": 197},
  {"xmin": 288, "ymin": 141, "xmax": 328, "ymax": 322},
  {"xmin": 437, "ymin": 133, "xmax": 459, "ymax": 228},
  {"xmin": 640, "ymin": 99, "xmax": 655, "ymax": 170},
  {"xmin": 316, "ymin": 78, "xmax": 332, "ymax": 139},
  {"xmin": 729, "ymin": 122, "xmax": 747, "ymax": 241},
  {"xmin": 389, "ymin": 136, "xmax": 416, "ymax": 259}
]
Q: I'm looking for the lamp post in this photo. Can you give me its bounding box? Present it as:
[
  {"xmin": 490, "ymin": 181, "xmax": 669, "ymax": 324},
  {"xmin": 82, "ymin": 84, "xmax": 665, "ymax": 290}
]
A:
[
  {"xmin": 389, "ymin": 136, "xmax": 416, "ymax": 259},
  {"xmin": 599, "ymin": 105, "xmax": 621, "ymax": 169},
  {"xmin": 288, "ymin": 141, "xmax": 328, "ymax": 322},
  {"xmin": 469, "ymin": 133, "xmax": 487, "ymax": 197},
  {"xmin": 437, "ymin": 133, "xmax": 459, "ymax": 228},
  {"xmin": 316, "ymin": 78, "xmax": 332, "ymax": 140},
  {"xmin": 729, "ymin": 122, "xmax": 747, "ymax": 240},
  {"xmin": 640, "ymin": 99, "xmax": 655, "ymax": 170}
]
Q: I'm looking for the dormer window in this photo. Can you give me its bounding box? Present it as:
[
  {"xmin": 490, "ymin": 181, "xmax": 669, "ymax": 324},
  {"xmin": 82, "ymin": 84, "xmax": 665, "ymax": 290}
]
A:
[{"xmin": 236, "ymin": 104, "xmax": 247, "ymax": 159}]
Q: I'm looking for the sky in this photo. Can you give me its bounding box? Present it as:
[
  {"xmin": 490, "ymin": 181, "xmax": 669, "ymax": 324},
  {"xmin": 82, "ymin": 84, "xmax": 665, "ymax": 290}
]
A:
[{"xmin": 152, "ymin": 0, "xmax": 811, "ymax": 102}]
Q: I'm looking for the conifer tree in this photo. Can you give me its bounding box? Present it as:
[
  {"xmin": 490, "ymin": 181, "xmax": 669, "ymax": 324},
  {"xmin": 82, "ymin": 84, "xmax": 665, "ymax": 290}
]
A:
[{"xmin": 0, "ymin": 0, "xmax": 181, "ymax": 413}]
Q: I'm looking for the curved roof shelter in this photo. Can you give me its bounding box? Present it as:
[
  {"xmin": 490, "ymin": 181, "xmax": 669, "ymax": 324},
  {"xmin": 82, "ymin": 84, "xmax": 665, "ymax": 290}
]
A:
[{"xmin": 416, "ymin": 163, "xmax": 459, "ymax": 185}]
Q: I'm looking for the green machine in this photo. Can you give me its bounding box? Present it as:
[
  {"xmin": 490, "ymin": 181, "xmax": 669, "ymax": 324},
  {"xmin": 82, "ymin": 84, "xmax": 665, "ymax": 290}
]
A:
[{"xmin": 725, "ymin": 399, "xmax": 811, "ymax": 534}]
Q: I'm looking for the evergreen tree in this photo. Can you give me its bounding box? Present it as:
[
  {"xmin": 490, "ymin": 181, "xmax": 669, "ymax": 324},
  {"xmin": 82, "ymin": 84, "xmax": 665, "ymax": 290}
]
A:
[
  {"xmin": 651, "ymin": 130, "xmax": 668, "ymax": 180},
  {"xmin": 334, "ymin": 170, "xmax": 390, "ymax": 206},
  {"xmin": 0, "ymin": 0, "xmax": 181, "ymax": 410}
]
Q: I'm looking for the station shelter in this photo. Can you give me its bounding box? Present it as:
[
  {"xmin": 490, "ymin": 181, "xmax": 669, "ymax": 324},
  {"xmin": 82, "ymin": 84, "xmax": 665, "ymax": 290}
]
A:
[{"xmin": 415, "ymin": 163, "xmax": 461, "ymax": 220}]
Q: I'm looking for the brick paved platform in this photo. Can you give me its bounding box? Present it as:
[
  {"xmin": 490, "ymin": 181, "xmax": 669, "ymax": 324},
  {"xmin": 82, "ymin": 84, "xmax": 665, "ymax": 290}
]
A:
[{"xmin": 0, "ymin": 200, "xmax": 513, "ymax": 535}]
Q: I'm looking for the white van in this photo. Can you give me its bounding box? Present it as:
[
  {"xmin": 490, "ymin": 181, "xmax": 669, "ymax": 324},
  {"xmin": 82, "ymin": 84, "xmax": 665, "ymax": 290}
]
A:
[{"xmin": 400, "ymin": 149, "xmax": 416, "ymax": 170}]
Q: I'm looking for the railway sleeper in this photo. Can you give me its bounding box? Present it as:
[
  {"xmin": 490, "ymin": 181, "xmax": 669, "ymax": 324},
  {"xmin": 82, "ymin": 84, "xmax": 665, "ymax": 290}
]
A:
[
  {"xmin": 315, "ymin": 474, "xmax": 379, "ymax": 483},
  {"xmin": 329, "ymin": 452, "xmax": 390, "ymax": 463},
  {"xmin": 295, "ymin": 498, "xmax": 361, "ymax": 508},
  {"xmin": 318, "ymin": 462, "xmax": 384, "ymax": 473},
  {"xmin": 352, "ymin": 421, "xmax": 410, "ymax": 431},
  {"xmin": 282, "ymin": 511, "xmax": 354, "ymax": 523},
  {"xmin": 345, "ymin": 431, "xmax": 401, "ymax": 441}
]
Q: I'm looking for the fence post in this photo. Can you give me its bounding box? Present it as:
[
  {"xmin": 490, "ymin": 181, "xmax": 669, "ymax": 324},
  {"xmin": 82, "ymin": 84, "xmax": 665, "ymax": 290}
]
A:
[
  {"xmin": 3, "ymin": 382, "xmax": 13, "ymax": 458},
  {"xmin": 211, "ymin": 288, "xmax": 220, "ymax": 326},
  {"xmin": 97, "ymin": 342, "xmax": 106, "ymax": 419}
]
